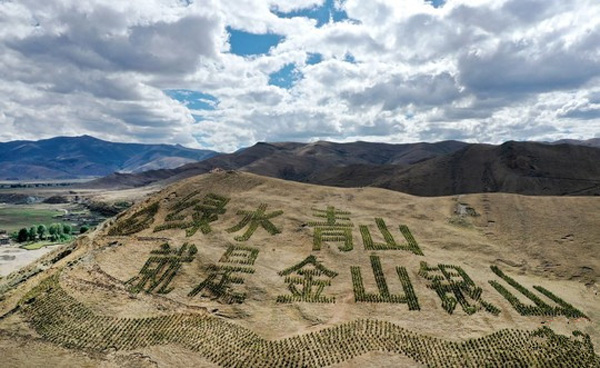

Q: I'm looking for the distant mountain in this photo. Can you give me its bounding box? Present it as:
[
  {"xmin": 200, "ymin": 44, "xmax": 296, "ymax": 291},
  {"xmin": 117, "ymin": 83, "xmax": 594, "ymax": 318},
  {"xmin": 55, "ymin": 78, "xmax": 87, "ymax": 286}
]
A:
[
  {"xmin": 317, "ymin": 141, "xmax": 600, "ymax": 196},
  {"xmin": 546, "ymin": 138, "xmax": 600, "ymax": 148},
  {"xmin": 0, "ymin": 135, "xmax": 219, "ymax": 180},
  {"xmin": 87, "ymin": 140, "xmax": 600, "ymax": 196},
  {"xmin": 85, "ymin": 140, "xmax": 469, "ymax": 188}
]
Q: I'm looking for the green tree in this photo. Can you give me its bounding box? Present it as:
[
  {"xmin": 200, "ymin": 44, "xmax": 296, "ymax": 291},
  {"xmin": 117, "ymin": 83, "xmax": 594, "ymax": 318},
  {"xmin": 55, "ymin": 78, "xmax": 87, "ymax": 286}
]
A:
[
  {"xmin": 80, "ymin": 225, "xmax": 90, "ymax": 234},
  {"xmin": 28, "ymin": 226, "xmax": 37, "ymax": 241},
  {"xmin": 62, "ymin": 223, "xmax": 72, "ymax": 235},
  {"xmin": 17, "ymin": 228, "xmax": 28, "ymax": 243},
  {"xmin": 37, "ymin": 224, "xmax": 47, "ymax": 240},
  {"xmin": 48, "ymin": 223, "xmax": 61, "ymax": 236},
  {"xmin": 48, "ymin": 223, "xmax": 63, "ymax": 242}
]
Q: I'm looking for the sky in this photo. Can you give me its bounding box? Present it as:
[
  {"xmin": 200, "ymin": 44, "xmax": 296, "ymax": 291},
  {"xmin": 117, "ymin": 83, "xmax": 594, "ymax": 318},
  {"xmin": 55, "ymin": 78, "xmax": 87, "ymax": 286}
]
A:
[{"xmin": 0, "ymin": 0, "xmax": 599, "ymax": 152}]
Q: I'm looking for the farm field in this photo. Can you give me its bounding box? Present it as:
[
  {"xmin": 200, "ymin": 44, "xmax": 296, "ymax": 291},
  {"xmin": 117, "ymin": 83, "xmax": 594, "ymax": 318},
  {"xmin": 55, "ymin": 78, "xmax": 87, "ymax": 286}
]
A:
[
  {"xmin": 0, "ymin": 171, "xmax": 598, "ymax": 367},
  {"xmin": 0, "ymin": 206, "xmax": 66, "ymax": 233}
]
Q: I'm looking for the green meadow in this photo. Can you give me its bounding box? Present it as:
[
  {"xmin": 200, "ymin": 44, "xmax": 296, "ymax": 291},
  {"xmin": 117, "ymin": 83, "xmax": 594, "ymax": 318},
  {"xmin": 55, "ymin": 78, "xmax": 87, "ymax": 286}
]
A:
[{"xmin": 0, "ymin": 206, "xmax": 66, "ymax": 232}]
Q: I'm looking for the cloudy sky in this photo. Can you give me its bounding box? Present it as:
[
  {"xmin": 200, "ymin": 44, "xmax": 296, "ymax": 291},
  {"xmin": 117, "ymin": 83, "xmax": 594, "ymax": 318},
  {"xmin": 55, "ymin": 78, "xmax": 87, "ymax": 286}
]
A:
[{"xmin": 1, "ymin": 0, "xmax": 599, "ymax": 151}]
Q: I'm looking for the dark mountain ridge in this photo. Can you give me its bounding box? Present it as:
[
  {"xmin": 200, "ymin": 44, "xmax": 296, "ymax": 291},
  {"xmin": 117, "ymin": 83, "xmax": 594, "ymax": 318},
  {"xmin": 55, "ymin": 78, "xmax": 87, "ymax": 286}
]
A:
[
  {"xmin": 87, "ymin": 140, "xmax": 600, "ymax": 196},
  {"xmin": 545, "ymin": 138, "xmax": 600, "ymax": 148},
  {"xmin": 86, "ymin": 140, "xmax": 468, "ymax": 189},
  {"xmin": 331, "ymin": 141, "xmax": 600, "ymax": 196}
]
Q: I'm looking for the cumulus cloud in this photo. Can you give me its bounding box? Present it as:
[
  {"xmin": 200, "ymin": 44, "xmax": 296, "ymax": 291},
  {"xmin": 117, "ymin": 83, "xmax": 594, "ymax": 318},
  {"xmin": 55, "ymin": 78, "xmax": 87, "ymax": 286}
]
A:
[{"xmin": 0, "ymin": 0, "xmax": 599, "ymax": 151}]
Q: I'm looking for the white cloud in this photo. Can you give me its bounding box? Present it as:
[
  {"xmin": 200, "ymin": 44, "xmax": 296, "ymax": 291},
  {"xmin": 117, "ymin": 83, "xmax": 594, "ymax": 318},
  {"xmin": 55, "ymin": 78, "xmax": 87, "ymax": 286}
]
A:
[{"xmin": 0, "ymin": 0, "xmax": 599, "ymax": 151}]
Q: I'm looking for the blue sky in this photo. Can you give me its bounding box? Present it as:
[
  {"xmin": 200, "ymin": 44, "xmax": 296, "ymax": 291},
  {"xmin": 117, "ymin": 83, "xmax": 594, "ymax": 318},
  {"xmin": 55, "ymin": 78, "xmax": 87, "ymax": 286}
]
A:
[
  {"xmin": 164, "ymin": 90, "xmax": 218, "ymax": 111},
  {"xmin": 428, "ymin": 0, "xmax": 446, "ymax": 8},
  {"xmin": 0, "ymin": 0, "xmax": 599, "ymax": 151},
  {"xmin": 228, "ymin": 27, "xmax": 284, "ymax": 56},
  {"xmin": 268, "ymin": 64, "xmax": 302, "ymax": 89},
  {"xmin": 272, "ymin": 0, "xmax": 350, "ymax": 27}
]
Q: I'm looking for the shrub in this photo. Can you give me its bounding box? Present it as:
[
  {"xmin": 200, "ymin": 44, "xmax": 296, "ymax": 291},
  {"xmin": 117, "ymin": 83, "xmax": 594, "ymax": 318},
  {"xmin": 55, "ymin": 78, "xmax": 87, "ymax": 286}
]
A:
[{"xmin": 62, "ymin": 223, "xmax": 72, "ymax": 235}]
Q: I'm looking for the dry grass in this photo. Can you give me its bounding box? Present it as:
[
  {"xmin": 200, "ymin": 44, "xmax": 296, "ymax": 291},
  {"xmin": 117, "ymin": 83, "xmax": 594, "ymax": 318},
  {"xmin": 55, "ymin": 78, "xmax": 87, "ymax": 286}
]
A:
[{"xmin": 1, "ymin": 171, "xmax": 599, "ymax": 367}]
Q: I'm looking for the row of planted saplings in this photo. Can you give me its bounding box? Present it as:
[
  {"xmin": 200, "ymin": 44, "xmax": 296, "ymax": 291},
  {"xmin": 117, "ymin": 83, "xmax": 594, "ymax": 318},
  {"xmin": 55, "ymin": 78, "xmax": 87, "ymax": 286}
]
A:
[
  {"xmin": 489, "ymin": 265, "xmax": 587, "ymax": 318},
  {"xmin": 23, "ymin": 277, "xmax": 598, "ymax": 367},
  {"xmin": 278, "ymin": 319, "xmax": 459, "ymax": 367},
  {"xmin": 108, "ymin": 202, "xmax": 159, "ymax": 236},
  {"xmin": 174, "ymin": 319, "xmax": 265, "ymax": 367},
  {"xmin": 307, "ymin": 221, "xmax": 353, "ymax": 227},
  {"xmin": 219, "ymin": 246, "xmax": 259, "ymax": 265},
  {"xmin": 261, "ymin": 320, "xmax": 392, "ymax": 367},
  {"xmin": 398, "ymin": 225, "xmax": 424, "ymax": 255},
  {"xmin": 276, "ymin": 275, "xmax": 335, "ymax": 303},
  {"xmin": 350, "ymin": 258, "xmax": 409, "ymax": 304},
  {"xmin": 192, "ymin": 320, "xmax": 596, "ymax": 367},
  {"xmin": 168, "ymin": 190, "xmax": 202, "ymax": 212},
  {"xmin": 28, "ymin": 281, "xmax": 416, "ymax": 365},
  {"xmin": 360, "ymin": 221, "xmax": 425, "ymax": 255},
  {"xmin": 153, "ymin": 221, "xmax": 194, "ymax": 232},
  {"xmin": 360, "ymin": 218, "xmax": 403, "ymax": 251},
  {"xmin": 396, "ymin": 266, "xmax": 421, "ymax": 310},
  {"xmin": 164, "ymin": 212, "xmax": 186, "ymax": 222},
  {"xmin": 490, "ymin": 265, "xmax": 556, "ymax": 316},
  {"xmin": 23, "ymin": 281, "xmax": 202, "ymax": 350},
  {"xmin": 261, "ymin": 216, "xmax": 283, "ymax": 236}
]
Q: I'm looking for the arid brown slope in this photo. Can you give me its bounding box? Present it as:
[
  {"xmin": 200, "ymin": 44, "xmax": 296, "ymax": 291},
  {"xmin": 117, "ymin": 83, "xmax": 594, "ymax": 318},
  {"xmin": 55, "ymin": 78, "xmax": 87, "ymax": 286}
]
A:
[
  {"xmin": 317, "ymin": 142, "xmax": 600, "ymax": 196},
  {"xmin": 86, "ymin": 140, "xmax": 467, "ymax": 189},
  {"xmin": 1, "ymin": 171, "xmax": 599, "ymax": 367},
  {"xmin": 87, "ymin": 141, "xmax": 600, "ymax": 198}
]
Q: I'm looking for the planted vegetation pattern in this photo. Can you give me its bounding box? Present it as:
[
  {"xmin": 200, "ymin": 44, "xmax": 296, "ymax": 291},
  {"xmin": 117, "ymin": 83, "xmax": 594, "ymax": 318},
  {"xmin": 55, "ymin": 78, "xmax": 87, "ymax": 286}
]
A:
[
  {"xmin": 17, "ymin": 275, "xmax": 600, "ymax": 367},
  {"xmin": 1, "ymin": 171, "xmax": 598, "ymax": 367}
]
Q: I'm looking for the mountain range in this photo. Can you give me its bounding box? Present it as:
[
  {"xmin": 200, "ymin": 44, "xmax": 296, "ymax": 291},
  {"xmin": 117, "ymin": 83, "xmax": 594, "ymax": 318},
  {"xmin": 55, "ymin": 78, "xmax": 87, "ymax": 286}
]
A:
[
  {"xmin": 87, "ymin": 139, "xmax": 600, "ymax": 196},
  {"xmin": 547, "ymin": 138, "xmax": 600, "ymax": 147},
  {"xmin": 2, "ymin": 135, "xmax": 599, "ymax": 196},
  {"xmin": 0, "ymin": 135, "xmax": 218, "ymax": 180}
]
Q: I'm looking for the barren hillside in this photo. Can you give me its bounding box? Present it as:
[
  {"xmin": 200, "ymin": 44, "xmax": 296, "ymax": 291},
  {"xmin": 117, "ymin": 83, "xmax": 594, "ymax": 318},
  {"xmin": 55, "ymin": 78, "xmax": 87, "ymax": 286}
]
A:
[
  {"xmin": 1, "ymin": 171, "xmax": 599, "ymax": 367},
  {"xmin": 87, "ymin": 141, "xmax": 600, "ymax": 197}
]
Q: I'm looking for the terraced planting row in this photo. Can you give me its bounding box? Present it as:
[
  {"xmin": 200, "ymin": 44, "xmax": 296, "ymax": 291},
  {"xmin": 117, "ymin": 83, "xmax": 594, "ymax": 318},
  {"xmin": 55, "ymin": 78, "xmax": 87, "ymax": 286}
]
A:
[{"xmin": 19, "ymin": 275, "xmax": 600, "ymax": 367}]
